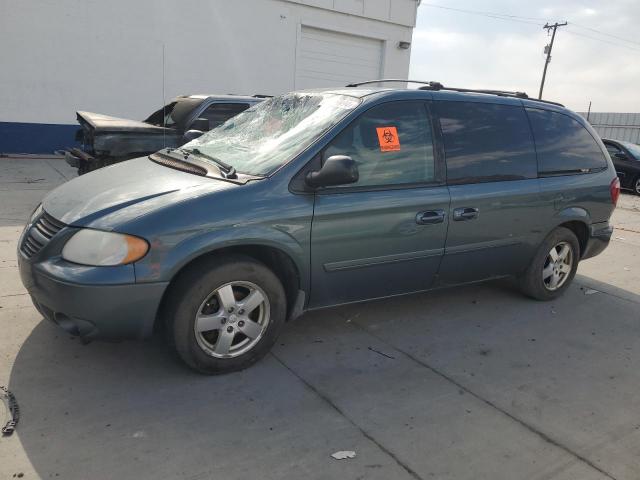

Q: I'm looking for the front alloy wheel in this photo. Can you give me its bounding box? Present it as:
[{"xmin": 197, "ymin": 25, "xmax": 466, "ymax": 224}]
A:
[
  {"xmin": 542, "ymin": 242, "xmax": 573, "ymax": 291},
  {"xmin": 634, "ymin": 177, "xmax": 640, "ymax": 195},
  {"xmin": 166, "ymin": 254, "xmax": 287, "ymax": 374},
  {"xmin": 195, "ymin": 281, "xmax": 270, "ymax": 358}
]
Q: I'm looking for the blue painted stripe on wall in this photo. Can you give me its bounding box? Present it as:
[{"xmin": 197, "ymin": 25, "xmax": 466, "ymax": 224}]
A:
[{"xmin": 0, "ymin": 122, "xmax": 79, "ymax": 154}]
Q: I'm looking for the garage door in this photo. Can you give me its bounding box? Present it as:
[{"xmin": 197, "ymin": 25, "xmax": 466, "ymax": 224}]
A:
[{"xmin": 295, "ymin": 26, "xmax": 383, "ymax": 89}]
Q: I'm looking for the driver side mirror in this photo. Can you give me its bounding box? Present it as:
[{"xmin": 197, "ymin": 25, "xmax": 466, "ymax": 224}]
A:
[
  {"xmin": 614, "ymin": 152, "xmax": 628, "ymax": 160},
  {"xmin": 305, "ymin": 155, "xmax": 359, "ymax": 188}
]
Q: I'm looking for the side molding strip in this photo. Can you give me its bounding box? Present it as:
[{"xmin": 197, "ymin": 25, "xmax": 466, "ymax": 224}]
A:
[{"xmin": 324, "ymin": 248, "xmax": 444, "ymax": 272}]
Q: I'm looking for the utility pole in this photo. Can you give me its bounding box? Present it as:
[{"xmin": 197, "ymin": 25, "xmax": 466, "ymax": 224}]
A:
[{"xmin": 538, "ymin": 22, "xmax": 567, "ymax": 99}]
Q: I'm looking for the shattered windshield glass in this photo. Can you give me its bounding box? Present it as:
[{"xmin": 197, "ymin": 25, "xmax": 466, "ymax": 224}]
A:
[{"xmin": 185, "ymin": 93, "xmax": 361, "ymax": 175}]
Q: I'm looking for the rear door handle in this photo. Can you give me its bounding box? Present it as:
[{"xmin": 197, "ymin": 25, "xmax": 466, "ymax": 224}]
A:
[
  {"xmin": 416, "ymin": 209, "xmax": 446, "ymax": 225},
  {"xmin": 453, "ymin": 207, "xmax": 479, "ymax": 221}
]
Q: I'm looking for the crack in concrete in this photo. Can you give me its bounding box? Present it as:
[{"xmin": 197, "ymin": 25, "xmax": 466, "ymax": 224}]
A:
[
  {"xmin": 613, "ymin": 226, "xmax": 640, "ymax": 234},
  {"xmin": 0, "ymin": 293, "xmax": 27, "ymax": 299},
  {"xmin": 45, "ymin": 158, "xmax": 75, "ymax": 181},
  {"xmin": 2, "ymin": 179, "xmax": 45, "ymax": 184},
  {"xmin": 350, "ymin": 320, "xmax": 619, "ymax": 480},
  {"xmin": 270, "ymin": 351, "xmax": 424, "ymax": 480}
]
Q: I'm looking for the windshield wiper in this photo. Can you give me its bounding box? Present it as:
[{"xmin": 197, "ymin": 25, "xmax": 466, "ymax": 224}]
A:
[{"xmin": 178, "ymin": 148, "xmax": 237, "ymax": 179}]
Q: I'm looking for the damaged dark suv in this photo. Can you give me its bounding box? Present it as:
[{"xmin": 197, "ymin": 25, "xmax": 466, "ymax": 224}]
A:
[{"xmin": 65, "ymin": 94, "xmax": 265, "ymax": 174}]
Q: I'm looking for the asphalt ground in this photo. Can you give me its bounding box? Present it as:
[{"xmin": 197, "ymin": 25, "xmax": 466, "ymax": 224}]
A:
[{"xmin": 1, "ymin": 156, "xmax": 639, "ymax": 480}]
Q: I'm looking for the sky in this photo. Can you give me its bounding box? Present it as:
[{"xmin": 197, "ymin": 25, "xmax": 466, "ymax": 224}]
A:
[{"xmin": 408, "ymin": 1, "xmax": 640, "ymax": 112}]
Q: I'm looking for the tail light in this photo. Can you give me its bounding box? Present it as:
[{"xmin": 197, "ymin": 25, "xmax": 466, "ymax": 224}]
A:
[{"xmin": 610, "ymin": 177, "xmax": 620, "ymax": 206}]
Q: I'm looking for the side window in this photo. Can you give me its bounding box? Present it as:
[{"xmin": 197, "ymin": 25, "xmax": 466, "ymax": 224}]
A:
[
  {"xmin": 324, "ymin": 101, "xmax": 435, "ymax": 188},
  {"xmin": 526, "ymin": 108, "xmax": 608, "ymax": 174},
  {"xmin": 605, "ymin": 143, "xmax": 622, "ymax": 159},
  {"xmin": 437, "ymin": 101, "xmax": 537, "ymax": 184},
  {"xmin": 199, "ymin": 103, "xmax": 251, "ymax": 129}
]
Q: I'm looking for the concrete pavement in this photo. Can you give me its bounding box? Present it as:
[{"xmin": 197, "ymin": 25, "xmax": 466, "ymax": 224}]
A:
[{"xmin": 1, "ymin": 156, "xmax": 639, "ymax": 480}]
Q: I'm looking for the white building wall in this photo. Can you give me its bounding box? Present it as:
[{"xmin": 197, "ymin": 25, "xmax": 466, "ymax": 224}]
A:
[{"xmin": 0, "ymin": 0, "xmax": 417, "ymax": 125}]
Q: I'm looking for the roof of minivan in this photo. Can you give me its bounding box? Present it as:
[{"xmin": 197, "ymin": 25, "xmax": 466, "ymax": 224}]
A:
[
  {"xmin": 299, "ymin": 85, "xmax": 582, "ymax": 119},
  {"xmin": 296, "ymin": 86, "xmax": 567, "ymax": 110}
]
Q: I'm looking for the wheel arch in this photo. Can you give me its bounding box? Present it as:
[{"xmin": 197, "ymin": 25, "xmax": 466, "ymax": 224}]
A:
[
  {"xmin": 558, "ymin": 221, "xmax": 589, "ymax": 257},
  {"xmin": 553, "ymin": 207, "xmax": 590, "ymax": 257},
  {"xmin": 155, "ymin": 238, "xmax": 307, "ymax": 333}
]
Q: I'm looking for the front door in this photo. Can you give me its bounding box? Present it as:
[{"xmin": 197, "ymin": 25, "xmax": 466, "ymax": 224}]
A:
[
  {"xmin": 309, "ymin": 101, "xmax": 449, "ymax": 308},
  {"xmin": 434, "ymin": 100, "xmax": 542, "ymax": 285}
]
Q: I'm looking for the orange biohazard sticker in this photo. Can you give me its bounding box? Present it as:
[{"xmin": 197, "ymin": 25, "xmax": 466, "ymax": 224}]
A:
[{"xmin": 376, "ymin": 126, "xmax": 401, "ymax": 152}]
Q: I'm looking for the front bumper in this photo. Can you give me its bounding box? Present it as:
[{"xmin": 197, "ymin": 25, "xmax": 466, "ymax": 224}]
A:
[
  {"xmin": 582, "ymin": 221, "xmax": 613, "ymax": 260},
  {"xmin": 19, "ymin": 254, "xmax": 168, "ymax": 340}
]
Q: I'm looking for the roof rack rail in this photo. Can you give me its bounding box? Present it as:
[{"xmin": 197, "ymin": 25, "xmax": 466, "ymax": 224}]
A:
[
  {"xmin": 253, "ymin": 94, "xmax": 273, "ymax": 98},
  {"xmin": 345, "ymin": 79, "xmax": 564, "ymax": 107},
  {"xmin": 346, "ymin": 79, "xmax": 438, "ymax": 87},
  {"xmin": 419, "ymin": 83, "xmax": 528, "ymax": 99}
]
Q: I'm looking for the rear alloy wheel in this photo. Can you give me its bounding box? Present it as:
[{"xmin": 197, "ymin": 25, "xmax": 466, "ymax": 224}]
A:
[
  {"xmin": 166, "ymin": 255, "xmax": 287, "ymax": 374},
  {"xmin": 634, "ymin": 176, "xmax": 640, "ymax": 195},
  {"xmin": 542, "ymin": 242, "xmax": 573, "ymax": 291},
  {"xmin": 519, "ymin": 227, "xmax": 580, "ymax": 300}
]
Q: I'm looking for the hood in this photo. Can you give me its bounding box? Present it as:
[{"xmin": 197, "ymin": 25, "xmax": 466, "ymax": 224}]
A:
[
  {"xmin": 43, "ymin": 157, "xmax": 237, "ymax": 228},
  {"xmin": 77, "ymin": 111, "xmax": 172, "ymax": 134}
]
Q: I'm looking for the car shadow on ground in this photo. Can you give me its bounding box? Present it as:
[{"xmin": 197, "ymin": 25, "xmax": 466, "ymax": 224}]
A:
[{"xmin": 8, "ymin": 277, "xmax": 640, "ymax": 480}]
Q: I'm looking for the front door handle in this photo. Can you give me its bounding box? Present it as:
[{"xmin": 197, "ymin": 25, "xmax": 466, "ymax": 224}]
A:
[
  {"xmin": 416, "ymin": 209, "xmax": 446, "ymax": 225},
  {"xmin": 453, "ymin": 207, "xmax": 479, "ymax": 221}
]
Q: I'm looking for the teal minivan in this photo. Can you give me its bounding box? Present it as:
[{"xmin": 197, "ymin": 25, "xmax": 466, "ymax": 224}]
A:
[{"xmin": 18, "ymin": 81, "xmax": 619, "ymax": 374}]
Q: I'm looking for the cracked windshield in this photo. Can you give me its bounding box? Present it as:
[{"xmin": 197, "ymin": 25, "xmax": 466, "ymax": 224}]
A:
[{"xmin": 186, "ymin": 92, "xmax": 360, "ymax": 175}]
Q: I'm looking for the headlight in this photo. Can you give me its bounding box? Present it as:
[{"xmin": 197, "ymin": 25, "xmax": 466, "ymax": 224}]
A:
[{"xmin": 62, "ymin": 229, "xmax": 149, "ymax": 266}]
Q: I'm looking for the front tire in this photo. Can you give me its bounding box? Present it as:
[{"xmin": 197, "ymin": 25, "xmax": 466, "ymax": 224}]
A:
[
  {"xmin": 519, "ymin": 227, "xmax": 580, "ymax": 301},
  {"xmin": 165, "ymin": 254, "xmax": 287, "ymax": 374},
  {"xmin": 633, "ymin": 175, "xmax": 640, "ymax": 195}
]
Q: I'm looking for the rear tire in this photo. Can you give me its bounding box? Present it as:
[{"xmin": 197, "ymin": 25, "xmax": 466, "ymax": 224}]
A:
[
  {"xmin": 164, "ymin": 254, "xmax": 287, "ymax": 374},
  {"xmin": 633, "ymin": 175, "xmax": 640, "ymax": 195},
  {"xmin": 519, "ymin": 227, "xmax": 580, "ymax": 301}
]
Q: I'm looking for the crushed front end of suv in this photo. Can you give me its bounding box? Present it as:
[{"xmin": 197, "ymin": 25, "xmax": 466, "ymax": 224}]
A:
[{"xmin": 65, "ymin": 94, "xmax": 265, "ymax": 174}]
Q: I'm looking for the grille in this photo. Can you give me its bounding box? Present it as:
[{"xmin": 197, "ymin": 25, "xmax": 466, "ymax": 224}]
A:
[{"xmin": 20, "ymin": 211, "xmax": 66, "ymax": 258}]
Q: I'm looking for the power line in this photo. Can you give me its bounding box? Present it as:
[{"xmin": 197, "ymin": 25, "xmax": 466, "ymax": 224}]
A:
[
  {"xmin": 569, "ymin": 22, "xmax": 640, "ymax": 48},
  {"xmin": 565, "ymin": 29, "xmax": 640, "ymax": 53},
  {"xmin": 421, "ymin": 3, "xmax": 640, "ymax": 50},
  {"xmin": 420, "ymin": 3, "xmax": 545, "ymax": 26}
]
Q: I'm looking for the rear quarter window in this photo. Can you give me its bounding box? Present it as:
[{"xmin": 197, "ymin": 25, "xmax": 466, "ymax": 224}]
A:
[
  {"xmin": 526, "ymin": 108, "xmax": 607, "ymax": 174},
  {"xmin": 437, "ymin": 101, "xmax": 537, "ymax": 185}
]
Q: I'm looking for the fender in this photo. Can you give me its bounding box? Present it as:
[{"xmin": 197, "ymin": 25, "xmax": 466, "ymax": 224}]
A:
[{"xmin": 134, "ymin": 224, "xmax": 310, "ymax": 293}]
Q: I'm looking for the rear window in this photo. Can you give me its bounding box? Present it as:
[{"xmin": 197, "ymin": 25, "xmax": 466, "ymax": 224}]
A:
[
  {"xmin": 437, "ymin": 101, "xmax": 537, "ymax": 184},
  {"xmin": 526, "ymin": 108, "xmax": 607, "ymax": 174}
]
